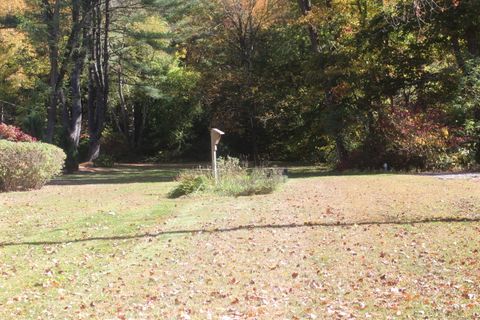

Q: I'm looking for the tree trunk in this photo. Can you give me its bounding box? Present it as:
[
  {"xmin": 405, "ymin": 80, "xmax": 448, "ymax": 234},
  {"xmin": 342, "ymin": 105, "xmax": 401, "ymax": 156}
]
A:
[
  {"xmin": 44, "ymin": 0, "xmax": 85, "ymax": 143},
  {"xmin": 117, "ymin": 69, "xmax": 133, "ymax": 146},
  {"xmin": 58, "ymin": 0, "xmax": 88, "ymax": 172},
  {"xmin": 335, "ymin": 135, "xmax": 348, "ymax": 163},
  {"xmin": 44, "ymin": 0, "xmax": 61, "ymax": 142},
  {"xmin": 249, "ymin": 106, "xmax": 259, "ymax": 165},
  {"xmin": 465, "ymin": 26, "xmax": 479, "ymax": 58},
  {"xmin": 70, "ymin": 52, "xmax": 84, "ymax": 148},
  {"xmin": 86, "ymin": 0, "xmax": 110, "ymax": 162},
  {"xmin": 451, "ymin": 34, "xmax": 467, "ymax": 75},
  {"xmin": 326, "ymin": 89, "xmax": 348, "ymax": 163},
  {"xmin": 64, "ymin": 43, "xmax": 85, "ymax": 172},
  {"xmin": 297, "ymin": 0, "xmax": 320, "ymax": 53},
  {"xmin": 87, "ymin": 137, "xmax": 101, "ymax": 161},
  {"xmin": 133, "ymin": 102, "xmax": 147, "ymax": 148}
]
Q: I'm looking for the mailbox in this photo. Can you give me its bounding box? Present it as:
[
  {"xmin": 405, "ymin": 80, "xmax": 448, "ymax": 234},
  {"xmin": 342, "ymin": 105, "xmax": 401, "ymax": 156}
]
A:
[
  {"xmin": 210, "ymin": 128, "xmax": 225, "ymax": 182},
  {"xmin": 211, "ymin": 128, "xmax": 225, "ymax": 150}
]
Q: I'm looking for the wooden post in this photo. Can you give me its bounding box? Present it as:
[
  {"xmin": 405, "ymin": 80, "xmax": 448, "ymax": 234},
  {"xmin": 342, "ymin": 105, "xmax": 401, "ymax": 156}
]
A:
[{"xmin": 210, "ymin": 128, "xmax": 225, "ymax": 183}]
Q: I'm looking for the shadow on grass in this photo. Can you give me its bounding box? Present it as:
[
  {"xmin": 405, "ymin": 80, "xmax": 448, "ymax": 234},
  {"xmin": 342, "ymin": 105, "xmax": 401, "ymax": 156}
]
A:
[
  {"xmin": 51, "ymin": 171, "xmax": 176, "ymax": 186},
  {"xmin": 49, "ymin": 165, "xmax": 184, "ymax": 186},
  {"xmin": 50, "ymin": 162, "xmax": 406, "ymax": 186},
  {"xmin": 287, "ymin": 170, "xmax": 391, "ymax": 179},
  {"xmin": 2, "ymin": 216, "xmax": 479, "ymax": 247},
  {"xmin": 282, "ymin": 164, "xmax": 401, "ymax": 179},
  {"xmin": 285, "ymin": 167, "xmax": 450, "ymax": 179}
]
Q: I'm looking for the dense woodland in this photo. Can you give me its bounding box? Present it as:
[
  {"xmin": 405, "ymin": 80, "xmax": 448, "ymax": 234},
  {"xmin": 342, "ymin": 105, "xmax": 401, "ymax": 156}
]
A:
[{"xmin": 0, "ymin": 0, "xmax": 479, "ymax": 171}]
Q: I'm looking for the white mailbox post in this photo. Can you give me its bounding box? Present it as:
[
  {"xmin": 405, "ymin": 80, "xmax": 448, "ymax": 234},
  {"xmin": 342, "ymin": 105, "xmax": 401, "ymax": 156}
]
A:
[{"xmin": 211, "ymin": 128, "xmax": 225, "ymax": 183}]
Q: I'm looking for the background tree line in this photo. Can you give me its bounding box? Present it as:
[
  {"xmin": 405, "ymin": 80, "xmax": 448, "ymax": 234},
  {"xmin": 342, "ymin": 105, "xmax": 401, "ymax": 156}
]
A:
[{"xmin": 0, "ymin": 0, "xmax": 479, "ymax": 171}]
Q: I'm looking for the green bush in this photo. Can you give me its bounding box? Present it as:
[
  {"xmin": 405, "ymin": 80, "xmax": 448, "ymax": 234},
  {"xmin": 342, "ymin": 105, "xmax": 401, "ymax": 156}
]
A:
[
  {"xmin": 0, "ymin": 141, "xmax": 66, "ymax": 192},
  {"xmin": 100, "ymin": 128, "xmax": 131, "ymax": 161},
  {"xmin": 93, "ymin": 154, "xmax": 115, "ymax": 168}
]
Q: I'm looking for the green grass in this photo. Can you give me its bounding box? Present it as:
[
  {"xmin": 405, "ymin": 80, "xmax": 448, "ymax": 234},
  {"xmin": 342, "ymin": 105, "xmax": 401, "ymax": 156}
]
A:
[
  {"xmin": 0, "ymin": 165, "xmax": 181, "ymax": 317},
  {"xmin": 1, "ymin": 164, "xmax": 480, "ymax": 318}
]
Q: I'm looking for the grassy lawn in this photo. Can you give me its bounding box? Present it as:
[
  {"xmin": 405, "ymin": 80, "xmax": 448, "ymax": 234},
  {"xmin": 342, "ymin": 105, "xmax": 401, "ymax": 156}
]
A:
[{"xmin": 1, "ymin": 165, "xmax": 480, "ymax": 319}]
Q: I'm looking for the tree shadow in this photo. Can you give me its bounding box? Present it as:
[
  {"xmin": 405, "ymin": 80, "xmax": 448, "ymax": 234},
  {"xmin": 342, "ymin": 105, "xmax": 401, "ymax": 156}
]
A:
[
  {"xmin": 50, "ymin": 170, "xmax": 177, "ymax": 186},
  {"xmin": 285, "ymin": 168, "xmax": 476, "ymax": 179},
  {"xmin": 49, "ymin": 163, "xmax": 416, "ymax": 185},
  {"xmin": 48, "ymin": 164, "xmax": 204, "ymax": 186},
  {"xmin": 286, "ymin": 169, "xmax": 392, "ymax": 179},
  {"xmin": 2, "ymin": 216, "xmax": 479, "ymax": 247}
]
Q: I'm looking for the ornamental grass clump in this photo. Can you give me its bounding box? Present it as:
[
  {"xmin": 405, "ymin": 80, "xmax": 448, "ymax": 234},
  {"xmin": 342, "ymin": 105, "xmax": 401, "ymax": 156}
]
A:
[
  {"xmin": 169, "ymin": 156, "xmax": 285, "ymax": 198},
  {"xmin": 0, "ymin": 140, "xmax": 66, "ymax": 192},
  {"xmin": 168, "ymin": 170, "xmax": 211, "ymax": 198},
  {"xmin": 215, "ymin": 157, "xmax": 285, "ymax": 196},
  {"xmin": 216, "ymin": 167, "xmax": 284, "ymax": 196}
]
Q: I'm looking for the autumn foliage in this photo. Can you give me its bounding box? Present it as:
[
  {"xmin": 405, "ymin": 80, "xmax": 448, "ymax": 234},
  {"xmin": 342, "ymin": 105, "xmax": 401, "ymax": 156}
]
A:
[
  {"xmin": 338, "ymin": 107, "xmax": 470, "ymax": 171},
  {"xmin": 0, "ymin": 123, "xmax": 37, "ymax": 142}
]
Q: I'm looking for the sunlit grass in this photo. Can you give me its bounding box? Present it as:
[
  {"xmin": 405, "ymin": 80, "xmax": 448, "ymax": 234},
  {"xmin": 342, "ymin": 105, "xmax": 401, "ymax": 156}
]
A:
[{"xmin": 1, "ymin": 165, "xmax": 479, "ymax": 318}]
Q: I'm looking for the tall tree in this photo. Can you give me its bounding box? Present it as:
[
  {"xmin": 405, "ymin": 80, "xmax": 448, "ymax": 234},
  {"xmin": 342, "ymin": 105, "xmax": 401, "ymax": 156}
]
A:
[
  {"xmin": 86, "ymin": 0, "xmax": 110, "ymax": 161},
  {"xmin": 42, "ymin": 0, "xmax": 62, "ymax": 142},
  {"xmin": 62, "ymin": 0, "xmax": 89, "ymax": 171}
]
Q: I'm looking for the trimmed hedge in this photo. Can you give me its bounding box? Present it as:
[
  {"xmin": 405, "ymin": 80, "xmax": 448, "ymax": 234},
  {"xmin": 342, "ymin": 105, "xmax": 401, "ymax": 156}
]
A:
[{"xmin": 0, "ymin": 140, "xmax": 66, "ymax": 192}]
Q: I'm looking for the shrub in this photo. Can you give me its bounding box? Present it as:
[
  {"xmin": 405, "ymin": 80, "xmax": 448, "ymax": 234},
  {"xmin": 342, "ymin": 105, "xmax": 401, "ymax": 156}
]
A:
[
  {"xmin": 0, "ymin": 141, "xmax": 66, "ymax": 192},
  {"xmin": 0, "ymin": 123, "xmax": 37, "ymax": 142},
  {"xmin": 93, "ymin": 154, "xmax": 115, "ymax": 168},
  {"xmin": 338, "ymin": 108, "xmax": 467, "ymax": 171},
  {"xmin": 100, "ymin": 128, "xmax": 131, "ymax": 161}
]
